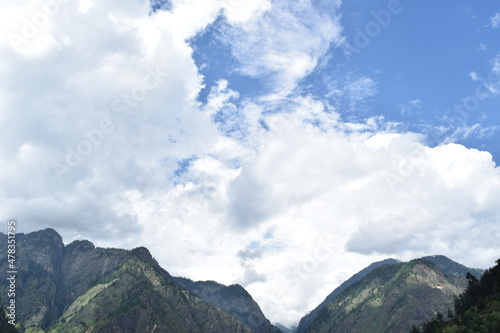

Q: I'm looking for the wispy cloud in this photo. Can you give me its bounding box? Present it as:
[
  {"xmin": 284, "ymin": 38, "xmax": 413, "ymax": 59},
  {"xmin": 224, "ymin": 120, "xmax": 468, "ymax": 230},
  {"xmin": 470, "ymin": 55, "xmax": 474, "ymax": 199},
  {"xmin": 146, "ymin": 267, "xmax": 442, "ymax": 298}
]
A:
[
  {"xmin": 400, "ymin": 99, "xmax": 421, "ymax": 116},
  {"xmin": 493, "ymin": 53, "xmax": 500, "ymax": 74},
  {"xmin": 325, "ymin": 73, "xmax": 378, "ymax": 114},
  {"xmin": 219, "ymin": 0, "xmax": 344, "ymax": 97},
  {"xmin": 491, "ymin": 12, "xmax": 500, "ymax": 28},
  {"xmin": 346, "ymin": 77, "xmax": 378, "ymax": 108}
]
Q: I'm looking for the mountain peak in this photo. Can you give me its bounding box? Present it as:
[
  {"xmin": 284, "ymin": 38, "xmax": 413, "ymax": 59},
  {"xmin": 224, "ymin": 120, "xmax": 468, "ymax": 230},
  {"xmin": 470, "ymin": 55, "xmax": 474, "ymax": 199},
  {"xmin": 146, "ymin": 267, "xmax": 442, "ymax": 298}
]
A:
[
  {"xmin": 173, "ymin": 277, "xmax": 282, "ymax": 333},
  {"xmin": 295, "ymin": 257, "xmax": 401, "ymax": 333},
  {"xmin": 129, "ymin": 246, "xmax": 161, "ymax": 268},
  {"xmin": 26, "ymin": 227, "xmax": 64, "ymax": 245},
  {"xmin": 305, "ymin": 257, "xmax": 476, "ymax": 333},
  {"xmin": 66, "ymin": 239, "xmax": 95, "ymax": 252}
]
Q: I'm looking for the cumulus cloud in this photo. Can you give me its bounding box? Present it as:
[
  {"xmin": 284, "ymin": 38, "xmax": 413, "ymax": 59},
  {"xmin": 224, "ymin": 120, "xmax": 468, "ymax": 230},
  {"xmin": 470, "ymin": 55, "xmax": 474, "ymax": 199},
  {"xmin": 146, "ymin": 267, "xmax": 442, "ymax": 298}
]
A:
[
  {"xmin": 0, "ymin": 0, "xmax": 222, "ymax": 243},
  {"xmin": 224, "ymin": 119, "xmax": 500, "ymax": 325}
]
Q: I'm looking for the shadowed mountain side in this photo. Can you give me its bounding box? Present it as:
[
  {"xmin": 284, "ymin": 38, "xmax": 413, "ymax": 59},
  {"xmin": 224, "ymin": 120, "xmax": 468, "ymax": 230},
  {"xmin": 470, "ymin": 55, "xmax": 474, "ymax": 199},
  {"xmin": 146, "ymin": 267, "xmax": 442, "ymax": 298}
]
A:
[
  {"xmin": 305, "ymin": 258, "xmax": 475, "ymax": 333},
  {"xmin": 48, "ymin": 248, "xmax": 252, "ymax": 333},
  {"xmin": 174, "ymin": 277, "xmax": 282, "ymax": 333},
  {"xmin": 0, "ymin": 229, "xmax": 252, "ymax": 333},
  {"xmin": 295, "ymin": 258, "xmax": 401, "ymax": 333}
]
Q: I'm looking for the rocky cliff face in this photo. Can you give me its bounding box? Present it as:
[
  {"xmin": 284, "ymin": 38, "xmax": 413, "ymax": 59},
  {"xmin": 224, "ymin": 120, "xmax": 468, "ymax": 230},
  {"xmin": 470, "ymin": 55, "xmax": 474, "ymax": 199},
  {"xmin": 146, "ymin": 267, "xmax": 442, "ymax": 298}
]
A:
[
  {"xmin": 0, "ymin": 229, "xmax": 253, "ymax": 333},
  {"xmin": 305, "ymin": 259, "xmax": 473, "ymax": 333},
  {"xmin": 4, "ymin": 229, "xmax": 67, "ymax": 328}
]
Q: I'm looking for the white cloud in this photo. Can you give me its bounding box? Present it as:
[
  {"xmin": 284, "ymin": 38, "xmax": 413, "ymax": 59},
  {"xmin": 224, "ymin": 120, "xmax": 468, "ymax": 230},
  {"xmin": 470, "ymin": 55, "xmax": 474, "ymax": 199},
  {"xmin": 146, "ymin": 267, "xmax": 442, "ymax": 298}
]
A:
[
  {"xmin": 222, "ymin": 0, "xmax": 271, "ymax": 24},
  {"xmin": 78, "ymin": 0, "xmax": 95, "ymax": 14},
  {"xmin": 131, "ymin": 95, "xmax": 500, "ymax": 326},
  {"xmin": 0, "ymin": 0, "xmax": 222, "ymax": 241},
  {"xmin": 232, "ymin": 128, "xmax": 500, "ymax": 324},
  {"xmin": 224, "ymin": 119, "xmax": 500, "ymax": 326},
  {"xmin": 491, "ymin": 12, "xmax": 500, "ymax": 28}
]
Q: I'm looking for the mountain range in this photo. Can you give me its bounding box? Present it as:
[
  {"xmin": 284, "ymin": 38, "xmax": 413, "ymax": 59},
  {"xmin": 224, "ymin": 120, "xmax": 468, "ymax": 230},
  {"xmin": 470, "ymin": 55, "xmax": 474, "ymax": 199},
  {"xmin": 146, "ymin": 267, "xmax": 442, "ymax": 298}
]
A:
[
  {"xmin": 0, "ymin": 229, "xmax": 488, "ymax": 333},
  {"xmin": 0, "ymin": 229, "xmax": 274, "ymax": 333}
]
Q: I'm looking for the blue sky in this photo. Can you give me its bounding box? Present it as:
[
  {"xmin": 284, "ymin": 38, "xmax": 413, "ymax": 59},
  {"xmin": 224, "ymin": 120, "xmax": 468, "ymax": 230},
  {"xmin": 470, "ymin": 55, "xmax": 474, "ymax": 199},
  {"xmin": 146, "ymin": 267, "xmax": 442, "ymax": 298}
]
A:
[
  {"xmin": 1, "ymin": 0, "xmax": 500, "ymax": 327},
  {"xmin": 193, "ymin": 0, "xmax": 500, "ymax": 161}
]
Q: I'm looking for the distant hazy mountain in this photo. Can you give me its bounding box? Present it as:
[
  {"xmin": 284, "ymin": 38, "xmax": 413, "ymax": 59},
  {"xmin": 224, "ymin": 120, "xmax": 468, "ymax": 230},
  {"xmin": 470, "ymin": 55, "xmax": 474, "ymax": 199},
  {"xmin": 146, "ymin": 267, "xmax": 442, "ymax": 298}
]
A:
[
  {"xmin": 275, "ymin": 323, "xmax": 297, "ymax": 333},
  {"xmin": 305, "ymin": 257, "xmax": 478, "ymax": 333},
  {"xmin": 295, "ymin": 258, "xmax": 401, "ymax": 333},
  {"xmin": 420, "ymin": 255, "xmax": 483, "ymax": 279},
  {"xmin": 173, "ymin": 277, "xmax": 282, "ymax": 333},
  {"xmin": 0, "ymin": 229, "xmax": 254, "ymax": 332}
]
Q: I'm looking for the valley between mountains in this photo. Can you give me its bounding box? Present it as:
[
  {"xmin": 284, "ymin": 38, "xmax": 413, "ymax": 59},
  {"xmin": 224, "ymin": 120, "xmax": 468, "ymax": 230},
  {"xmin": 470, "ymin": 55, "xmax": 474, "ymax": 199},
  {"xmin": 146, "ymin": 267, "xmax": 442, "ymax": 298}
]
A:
[{"xmin": 1, "ymin": 229, "xmax": 496, "ymax": 333}]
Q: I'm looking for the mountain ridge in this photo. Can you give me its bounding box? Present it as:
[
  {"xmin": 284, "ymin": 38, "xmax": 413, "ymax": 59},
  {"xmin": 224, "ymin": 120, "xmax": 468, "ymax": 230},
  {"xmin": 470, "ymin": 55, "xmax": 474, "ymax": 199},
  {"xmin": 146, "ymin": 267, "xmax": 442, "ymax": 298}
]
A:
[
  {"xmin": 0, "ymin": 229, "xmax": 267, "ymax": 332},
  {"xmin": 304, "ymin": 257, "xmax": 479, "ymax": 333},
  {"xmin": 295, "ymin": 258, "xmax": 401, "ymax": 333},
  {"xmin": 0, "ymin": 229, "xmax": 486, "ymax": 333}
]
